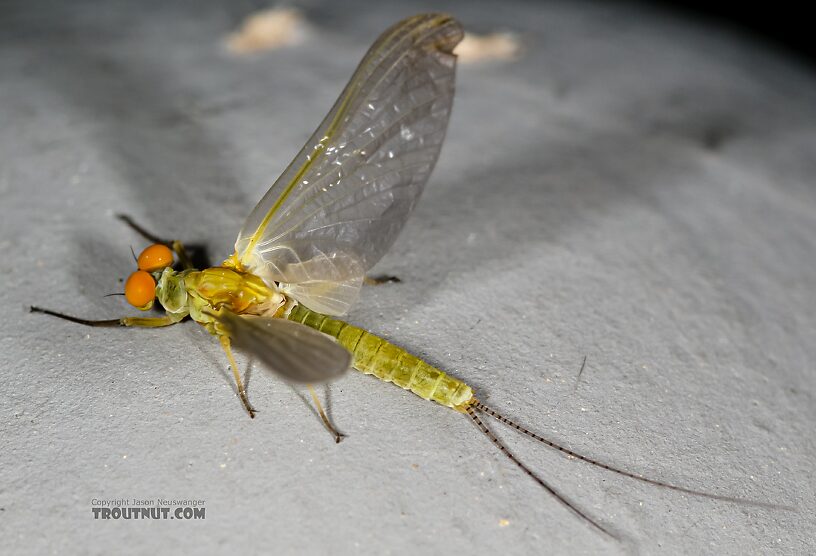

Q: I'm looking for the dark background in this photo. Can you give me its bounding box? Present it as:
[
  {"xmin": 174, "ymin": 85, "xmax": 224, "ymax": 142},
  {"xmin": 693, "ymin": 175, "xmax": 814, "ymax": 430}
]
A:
[
  {"xmin": 3, "ymin": 0, "xmax": 813, "ymax": 66},
  {"xmin": 652, "ymin": 1, "xmax": 815, "ymax": 66}
]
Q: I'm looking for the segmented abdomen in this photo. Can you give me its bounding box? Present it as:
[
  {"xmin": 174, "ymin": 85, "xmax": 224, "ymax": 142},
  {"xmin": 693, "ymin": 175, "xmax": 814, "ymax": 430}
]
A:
[{"xmin": 288, "ymin": 305, "xmax": 473, "ymax": 410}]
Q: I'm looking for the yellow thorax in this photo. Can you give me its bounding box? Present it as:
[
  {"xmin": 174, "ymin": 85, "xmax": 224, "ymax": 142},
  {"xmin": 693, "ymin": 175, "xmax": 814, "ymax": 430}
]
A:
[{"xmin": 185, "ymin": 267, "xmax": 283, "ymax": 332}]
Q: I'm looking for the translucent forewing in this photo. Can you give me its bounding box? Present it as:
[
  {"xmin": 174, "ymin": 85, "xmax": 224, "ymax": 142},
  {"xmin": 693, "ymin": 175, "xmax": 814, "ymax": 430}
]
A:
[
  {"xmin": 234, "ymin": 14, "xmax": 463, "ymax": 315},
  {"xmin": 218, "ymin": 312, "xmax": 351, "ymax": 383}
]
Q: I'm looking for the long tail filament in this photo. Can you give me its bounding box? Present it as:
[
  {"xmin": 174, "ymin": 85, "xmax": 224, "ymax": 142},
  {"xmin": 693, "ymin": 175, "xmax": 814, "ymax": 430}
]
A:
[
  {"xmin": 465, "ymin": 405, "xmax": 617, "ymax": 539},
  {"xmin": 465, "ymin": 398, "xmax": 791, "ymax": 537}
]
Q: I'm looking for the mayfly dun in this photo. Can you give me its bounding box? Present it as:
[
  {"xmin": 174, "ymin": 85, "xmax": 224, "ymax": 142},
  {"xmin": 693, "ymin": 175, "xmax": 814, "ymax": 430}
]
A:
[{"xmin": 32, "ymin": 13, "xmax": 786, "ymax": 539}]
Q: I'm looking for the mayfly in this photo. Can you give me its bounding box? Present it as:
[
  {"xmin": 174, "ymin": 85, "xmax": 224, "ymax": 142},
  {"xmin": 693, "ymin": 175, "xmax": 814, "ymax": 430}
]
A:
[{"xmin": 32, "ymin": 13, "xmax": 785, "ymax": 538}]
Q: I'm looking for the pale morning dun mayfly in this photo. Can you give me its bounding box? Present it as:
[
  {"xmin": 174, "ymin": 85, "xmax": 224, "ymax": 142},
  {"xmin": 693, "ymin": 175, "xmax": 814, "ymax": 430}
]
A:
[{"xmin": 31, "ymin": 13, "xmax": 787, "ymax": 539}]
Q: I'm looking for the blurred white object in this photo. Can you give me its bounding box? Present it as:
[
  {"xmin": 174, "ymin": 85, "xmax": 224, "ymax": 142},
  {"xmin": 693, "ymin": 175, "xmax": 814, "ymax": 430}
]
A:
[
  {"xmin": 225, "ymin": 7, "xmax": 307, "ymax": 54},
  {"xmin": 454, "ymin": 32, "xmax": 521, "ymax": 62}
]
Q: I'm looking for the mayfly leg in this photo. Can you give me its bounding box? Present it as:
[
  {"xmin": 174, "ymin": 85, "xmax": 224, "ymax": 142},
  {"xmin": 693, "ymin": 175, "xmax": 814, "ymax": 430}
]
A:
[
  {"xmin": 30, "ymin": 307, "xmax": 178, "ymax": 328},
  {"xmin": 116, "ymin": 213, "xmax": 195, "ymax": 270},
  {"xmin": 218, "ymin": 336, "xmax": 257, "ymax": 419},
  {"xmin": 363, "ymin": 275, "xmax": 401, "ymax": 285},
  {"xmin": 306, "ymin": 384, "xmax": 344, "ymax": 443},
  {"xmin": 32, "ymin": 307, "xmax": 259, "ymax": 419}
]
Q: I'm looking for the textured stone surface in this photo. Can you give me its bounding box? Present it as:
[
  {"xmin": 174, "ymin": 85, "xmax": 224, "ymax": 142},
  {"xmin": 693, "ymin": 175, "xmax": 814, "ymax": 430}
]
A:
[{"xmin": 1, "ymin": 1, "xmax": 814, "ymax": 554}]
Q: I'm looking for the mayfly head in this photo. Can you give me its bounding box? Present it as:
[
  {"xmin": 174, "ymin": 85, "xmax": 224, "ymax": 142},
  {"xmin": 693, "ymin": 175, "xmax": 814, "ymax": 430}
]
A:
[
  {"xmin": 124, "ymin": 243, "xmax": 175, "ymax": 310},
  {"xmin": 136, "ymin": 243, "xmax": 174, "ymax": 272}
]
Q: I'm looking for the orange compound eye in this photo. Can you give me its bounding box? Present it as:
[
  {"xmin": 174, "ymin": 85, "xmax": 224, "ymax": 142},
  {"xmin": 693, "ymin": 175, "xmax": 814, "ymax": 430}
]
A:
[
  {"xmin": 125, "ymin": 270, "xmax": 156, "ymax": 310},
  {"xmin": 137, "ymin": 243, "xmax": 174, "ymax": 272}
]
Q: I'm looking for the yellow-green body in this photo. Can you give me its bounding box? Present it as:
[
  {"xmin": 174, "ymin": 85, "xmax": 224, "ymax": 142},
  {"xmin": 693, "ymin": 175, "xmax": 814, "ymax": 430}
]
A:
[
  {"xmin": 157, "ymin": 265, "xmax": 474, "ymax": 411},
  {"xmin": 288, "ymin": 304, "xmax": 474, "ymax": 411}
]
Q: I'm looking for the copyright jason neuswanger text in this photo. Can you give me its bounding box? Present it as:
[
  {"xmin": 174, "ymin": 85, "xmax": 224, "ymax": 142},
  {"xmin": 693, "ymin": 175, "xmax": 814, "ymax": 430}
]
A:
[{"xmin": 90, "ymin": 498, "xmax": 206, "ymax": 520}]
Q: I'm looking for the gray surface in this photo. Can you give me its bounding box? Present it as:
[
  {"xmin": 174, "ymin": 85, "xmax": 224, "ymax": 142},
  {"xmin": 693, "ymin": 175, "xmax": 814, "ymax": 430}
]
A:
[{"xmin": 1, "ymin": 1, "xmax": 814, "ymax": 554}]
